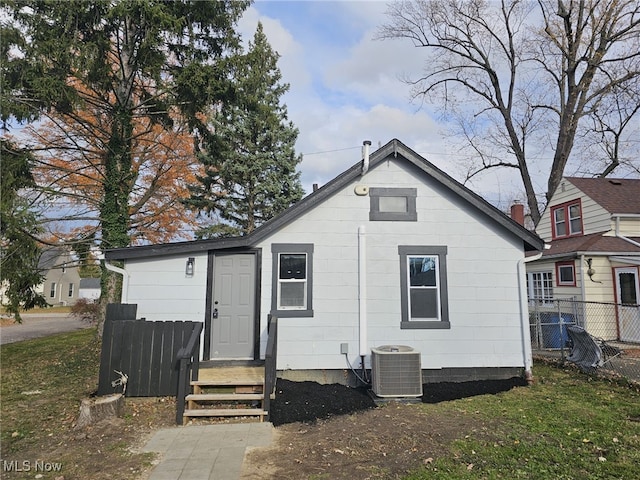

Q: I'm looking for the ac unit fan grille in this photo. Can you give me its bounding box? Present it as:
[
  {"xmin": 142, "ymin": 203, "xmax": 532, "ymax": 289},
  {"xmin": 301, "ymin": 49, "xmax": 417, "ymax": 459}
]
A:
[{"xmin": 371, "ymin": 346, "xmax": 422, "ymax": 397}]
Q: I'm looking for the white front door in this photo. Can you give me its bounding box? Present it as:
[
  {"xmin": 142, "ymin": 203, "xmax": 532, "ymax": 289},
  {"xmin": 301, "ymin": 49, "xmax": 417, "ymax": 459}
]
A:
[
  {"xmin": 210, "ymin": 253, "xmax": 256, "ymax": 359},
  {"xmin": 615, "ymin": 267, "xmax": 640, "ymax": 343}
]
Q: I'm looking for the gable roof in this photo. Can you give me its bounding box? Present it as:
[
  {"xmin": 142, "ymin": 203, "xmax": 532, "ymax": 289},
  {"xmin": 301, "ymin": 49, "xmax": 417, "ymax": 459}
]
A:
[
  {"xmin": 38, "ymin": 248, "xmax": 64, "ymax": 270},
  {"xmin": 106, "ymin": 139, "xmax": 543, "ymax": 261},
  {"xmin": 565, "ymin": 177, "xmax": 640, "ymax": 215}
]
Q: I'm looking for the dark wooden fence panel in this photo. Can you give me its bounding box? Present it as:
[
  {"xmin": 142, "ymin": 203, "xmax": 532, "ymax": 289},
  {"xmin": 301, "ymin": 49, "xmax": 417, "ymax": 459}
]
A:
[
  {"xmin": 105, "ymin": 303, "xmax": 138, "ymax": 322},
  {"xmin": 98, "ymin": 305, "xmax": 201, "ymax": 397}
]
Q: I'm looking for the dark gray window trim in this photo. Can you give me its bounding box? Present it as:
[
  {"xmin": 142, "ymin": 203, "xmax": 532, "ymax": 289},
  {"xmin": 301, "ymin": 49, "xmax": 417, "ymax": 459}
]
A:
[
  {"xmin": 370, "ymin": 187, "xmax": 417, "ymax": 221},
  {"xmin": 398, "ymin": 245, "xmax": 450, "ymax": 330},
  {"xmin": 271, "ymin": 243, "xmax": 314, "ymax": 318}
]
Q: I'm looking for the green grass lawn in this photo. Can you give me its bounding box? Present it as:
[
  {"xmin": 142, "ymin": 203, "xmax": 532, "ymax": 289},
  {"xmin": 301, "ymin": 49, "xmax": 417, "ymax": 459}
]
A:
[
  {"xmin": 405, "ymin": 365, "xmax": 640, "ymax": 479},
  {"xmin": 2, "ymin": 329, "xmax": 639, "ymax": 479},
  {"xmin": 0, "ymin": 329, "xmax": 101, "ymax": 454}
]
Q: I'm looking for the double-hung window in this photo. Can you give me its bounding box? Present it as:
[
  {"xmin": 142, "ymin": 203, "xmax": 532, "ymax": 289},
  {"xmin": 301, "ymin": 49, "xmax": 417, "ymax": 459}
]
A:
[
  {"xmin": 399, "ymin": 246, "xmax": 450, "ymax": 329},
  {"xmin": 551, "ymin": 201, "xmax": 582, "ymax": 239},
  {"xmin": 50, "ymin": 283, "xmax": 56, "ymax": 298},
  {"xmin": 271, "ymin": 244, "xmax": 313, "ymax": 317},
  {"xmin": 68, "ymin": 283, "xmax": 75, "ymax": 297}
]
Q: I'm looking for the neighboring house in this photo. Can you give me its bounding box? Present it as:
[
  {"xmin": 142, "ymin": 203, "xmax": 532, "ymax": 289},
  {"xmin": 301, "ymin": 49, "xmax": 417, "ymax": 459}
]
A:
[
  {"xmin": 526, "ymin": 177, "xmax": 640, "ymax": 342},
  {"xmin": 105, "ymin": 139, "xmax": 543, "ymax": 385},
  {"xmin": 36, "ymin": 248, "xmax": 82, "ymax": 306},
  {"xmin": 79, "ymin": 278, "xmax": 101, "ymax": 301}
]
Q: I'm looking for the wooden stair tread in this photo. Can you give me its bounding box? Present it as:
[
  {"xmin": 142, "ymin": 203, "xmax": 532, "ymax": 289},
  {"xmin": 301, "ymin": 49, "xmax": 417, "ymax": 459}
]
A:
[
  {"xmin": 186, "ymin": 393, "xmax": 264, "ymax": 401},
  {"xmin": 191, "ymin": 379, "xmax": 264, "ymax": 386},
  {"xmin": 183, "ymin": 408, "xmax": 267, "ymax": 417}
]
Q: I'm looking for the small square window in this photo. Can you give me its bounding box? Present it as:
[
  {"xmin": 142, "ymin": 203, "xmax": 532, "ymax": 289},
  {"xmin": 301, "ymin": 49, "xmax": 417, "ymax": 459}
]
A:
[
  {"xmin": 370, "ymin": 188, "xmax": 417, "ymax": 221},
  {"xmin": 556, "ymin": 261, "xmax": 575, "ymax": 286}
]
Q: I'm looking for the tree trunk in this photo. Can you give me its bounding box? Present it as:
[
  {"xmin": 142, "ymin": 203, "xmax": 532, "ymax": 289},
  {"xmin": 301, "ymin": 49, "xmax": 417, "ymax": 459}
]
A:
[{"xmin": 76, "ymin": 394, "xmax": 124, "ymax": 428}]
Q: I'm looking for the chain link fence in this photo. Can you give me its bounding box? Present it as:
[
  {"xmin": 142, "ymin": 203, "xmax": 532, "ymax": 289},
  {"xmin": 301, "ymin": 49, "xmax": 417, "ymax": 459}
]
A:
[{"xmin": 529, "ymin": 298, "xmax": 640, "ymax": 382}]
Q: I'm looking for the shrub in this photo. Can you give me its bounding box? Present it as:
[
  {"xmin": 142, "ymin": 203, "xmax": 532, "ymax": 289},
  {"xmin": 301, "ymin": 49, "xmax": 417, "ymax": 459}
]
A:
[{"xmin": 71, "ymin": 298, "xmax": 99, "ymax": 324}]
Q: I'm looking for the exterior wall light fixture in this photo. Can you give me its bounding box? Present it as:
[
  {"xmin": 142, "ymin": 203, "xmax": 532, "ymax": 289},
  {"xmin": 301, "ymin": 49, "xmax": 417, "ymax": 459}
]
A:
[
  {"xmin": 186, "ymin": 257, "xmax": 195, "ymax": 277},
  {"xmin": 586, "ymin": 258, "xmax": 601, "ymax": 283}
]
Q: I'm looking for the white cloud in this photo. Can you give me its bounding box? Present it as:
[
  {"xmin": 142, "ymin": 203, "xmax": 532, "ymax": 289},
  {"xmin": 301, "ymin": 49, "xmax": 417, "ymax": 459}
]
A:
[{"xmin": 240, "ymin": 2, "xmax": 529, "ymax": 205}]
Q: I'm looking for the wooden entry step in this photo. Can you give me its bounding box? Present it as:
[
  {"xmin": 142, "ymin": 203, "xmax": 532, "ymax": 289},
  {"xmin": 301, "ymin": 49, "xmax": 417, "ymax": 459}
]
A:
[{"xmin": 183, "ymin": 366, "xmax": 268, "ymax": 422}]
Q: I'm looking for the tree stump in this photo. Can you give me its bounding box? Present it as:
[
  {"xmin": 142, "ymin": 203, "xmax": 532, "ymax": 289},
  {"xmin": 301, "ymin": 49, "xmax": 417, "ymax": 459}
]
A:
[{"xmin": 76, "ymin": 393, "xmax": 124, "ymax": 428}]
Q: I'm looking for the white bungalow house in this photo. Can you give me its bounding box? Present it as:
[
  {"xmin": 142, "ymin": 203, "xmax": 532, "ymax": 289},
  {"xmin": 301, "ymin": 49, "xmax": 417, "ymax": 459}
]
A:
[
  {"xmin": 526, "ymin": 177, "xmax": 640, "ymax": 343},
  {"xmin": 105, "ymin": 139, "xmax": 543, "ymax": 387}
]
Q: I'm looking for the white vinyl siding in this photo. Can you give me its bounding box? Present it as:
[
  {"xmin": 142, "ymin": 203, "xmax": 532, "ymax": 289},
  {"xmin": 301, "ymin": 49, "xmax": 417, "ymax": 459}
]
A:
[
  {"xmin": 537, "ymin": 180, "xmax": 611, "ymax": 241},
  {"xmin": 257, "ymin": 157, "xmax": 527, "ymax": 371}
]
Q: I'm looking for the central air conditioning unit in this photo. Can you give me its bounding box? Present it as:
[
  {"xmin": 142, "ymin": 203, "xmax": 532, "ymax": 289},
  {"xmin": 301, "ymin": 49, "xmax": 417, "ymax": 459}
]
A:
[{"xmin": 371, "ymin": 345, "xmax": 423, "ymax": 398}]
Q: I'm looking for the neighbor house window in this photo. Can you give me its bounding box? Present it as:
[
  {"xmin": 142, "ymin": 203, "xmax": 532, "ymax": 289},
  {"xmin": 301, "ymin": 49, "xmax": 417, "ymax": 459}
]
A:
[
  {"xmin": 68, "ymin": 283, "xmax": 75, "ymax": 297},
  {"xmin": 271, "ymin": 244, "xmax": 313, "ymax": 317},
  {"xmin": 50, "ymin": 283, "xmax": 56, "ymax": 298},
  {"xmin": 370, "ymin": 188, "xmax": 417, "ymax": 221},
  {"xmin": 551, "ymin": 200, "xmax": 582, "ymax": 239},
  {"xmin": 399, "ymin": 246, "xmax": 450, "ymax": 329},
  {"xmin": 527, "ymin": 271, "xmax": 553, "ymax": 304},
  {"xmin": 556, "ymin": 261, "xmax": 576, "ymax": 286}
]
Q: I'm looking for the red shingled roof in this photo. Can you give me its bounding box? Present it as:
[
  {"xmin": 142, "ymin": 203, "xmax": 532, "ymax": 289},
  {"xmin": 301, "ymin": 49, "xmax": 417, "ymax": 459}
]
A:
[
  {"xmin": 565, "ymin": 177, "xmax": 640, "ymax": 214},
  {"xmin": 541, "ymin": 232, "xmax": 640, "ymax": 259}
]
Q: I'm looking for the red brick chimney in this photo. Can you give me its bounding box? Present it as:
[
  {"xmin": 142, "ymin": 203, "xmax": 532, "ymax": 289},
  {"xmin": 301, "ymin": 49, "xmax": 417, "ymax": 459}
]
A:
[{"xmin": 510, "ymin": 203, "xmax": 525, "ymax": 226}]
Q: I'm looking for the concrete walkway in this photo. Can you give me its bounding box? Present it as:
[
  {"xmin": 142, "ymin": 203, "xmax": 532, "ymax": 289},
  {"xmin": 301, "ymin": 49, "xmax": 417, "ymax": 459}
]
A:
[{"xmin": 141, "ymin": 422, "xmax": 273, "ymax": 480}]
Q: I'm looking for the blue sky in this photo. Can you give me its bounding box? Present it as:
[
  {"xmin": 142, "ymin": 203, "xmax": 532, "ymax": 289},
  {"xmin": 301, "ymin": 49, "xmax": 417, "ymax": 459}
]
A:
[{"xmin": 238, "ymin": 1, "xmax": 531, "ymax": 208}]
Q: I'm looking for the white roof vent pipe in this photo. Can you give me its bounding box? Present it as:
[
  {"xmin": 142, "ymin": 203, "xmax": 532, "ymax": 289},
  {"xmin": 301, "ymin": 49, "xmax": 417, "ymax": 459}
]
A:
[{"xmin": 361, "ymin": 140, "xmax": 372, "ymax": 175}]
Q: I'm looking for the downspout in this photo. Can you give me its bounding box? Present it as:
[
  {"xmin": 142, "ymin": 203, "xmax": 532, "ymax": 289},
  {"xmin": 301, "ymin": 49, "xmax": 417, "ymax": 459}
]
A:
[
  {"xmin": 105, "ymin": 262, "xmax": 129, "ymax": 304},
  {"xmin": 517, "ymin": 250, "xmax": 546, "ymax": 383},
  {"xmin": 358, "ymin": 225, "xmax": 367, "ymax": 361},
  {"xmin": 614, "ymin": 215, "xmax": 640, "ymax": 248},
  {"xmin": 579, "ymin": 254, "xmax": 587, "ymax": 300}
]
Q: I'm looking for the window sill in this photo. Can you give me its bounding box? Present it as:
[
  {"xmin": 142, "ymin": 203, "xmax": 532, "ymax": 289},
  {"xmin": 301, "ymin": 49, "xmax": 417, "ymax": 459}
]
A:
[
  {"xmin": 271, "ymin": 309, "xmax": 314, "ymax": 318},
  {"xmin": 401, "ymin": 321, "xmax": 451, "ymax": 330}
]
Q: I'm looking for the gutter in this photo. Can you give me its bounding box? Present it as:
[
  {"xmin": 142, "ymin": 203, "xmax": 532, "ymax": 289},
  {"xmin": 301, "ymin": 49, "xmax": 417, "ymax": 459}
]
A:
[
  {"xmin": 614, "ymin": 215, "xmax": 640, "ymax": 249},
  {"xmin": 105, "ymin": 262, "xmax": 129, "ymax": 304}
]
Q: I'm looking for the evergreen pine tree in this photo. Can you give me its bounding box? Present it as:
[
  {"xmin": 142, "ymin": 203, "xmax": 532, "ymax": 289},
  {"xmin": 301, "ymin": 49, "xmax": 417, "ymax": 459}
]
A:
[{"xmin": 188, "ymin": 23, "xmax": 304, "ymax": 238}]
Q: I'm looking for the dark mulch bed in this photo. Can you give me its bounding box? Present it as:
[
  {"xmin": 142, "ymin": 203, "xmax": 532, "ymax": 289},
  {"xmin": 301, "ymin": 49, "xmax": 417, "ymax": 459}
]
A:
[{"xmin": 269, "ymin": 376, "xmax": 527, "ymax": 426}]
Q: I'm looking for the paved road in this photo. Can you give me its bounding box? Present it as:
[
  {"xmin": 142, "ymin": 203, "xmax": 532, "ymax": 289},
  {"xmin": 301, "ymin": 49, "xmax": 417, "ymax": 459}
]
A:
[{"xmin": 0, "ymin": 313, "xmax": 93, "ymax": 345}]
